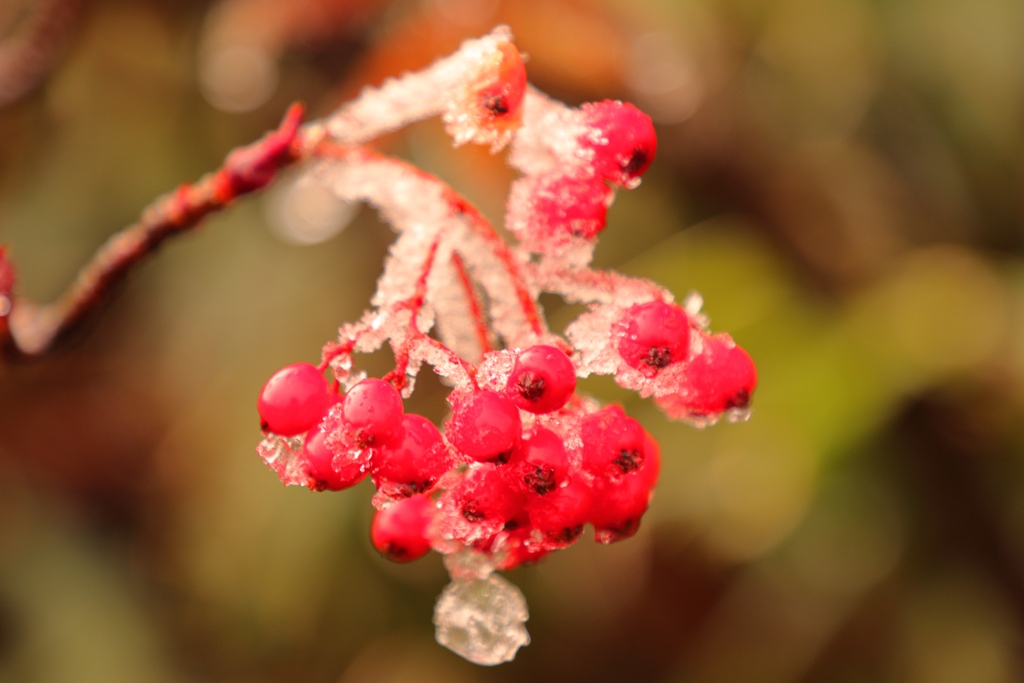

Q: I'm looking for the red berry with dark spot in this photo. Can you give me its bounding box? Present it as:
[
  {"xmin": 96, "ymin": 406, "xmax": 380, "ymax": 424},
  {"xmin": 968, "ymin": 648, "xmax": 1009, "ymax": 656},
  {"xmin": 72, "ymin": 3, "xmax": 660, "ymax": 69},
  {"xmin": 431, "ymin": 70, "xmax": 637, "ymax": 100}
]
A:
[
  {"xmin": 526, "ymin": 476, "xmax": 592, "ymax": 547},
  {"xmin": 580, "ymin": 100, "xmax": 657, "ymax": 186},
  {"xmin": 671, "ymin": 334, "xmax": 757, "ymax": 417},
  {"xmin": 342, "ymin": 378, "xmax": 404, "ymax": 447},
  {"xmin": 301, "ymin": 428, "xmax": 368, "ymax": 491},
  {"xmin": 257, "ymin": 362, "xmax": 331, "ymax": 436},
  {"xmin": 371, "ymin": 414, "xmax": 453, "ymax": 498},
  {"xmin": 589, "ymin": 470, "xmax": 652, "ymax": 544},
  {"xmin": 506, "ymin": 345, "xmax": 577, "ymax": 414},
  {"xmin": 579, "ymin": 405, "xmax": 648, "ymax": 478},
  {"xmin": 506, "ymin": 426, "xmax": 570, "ymax": 496},
  {"xmin": 615, "ymin": 301, "xmax": 691, "ymax": 376},
  {"xmin": 370, "ymin": 494, "xmax": 435, "ymax": 563},
  {"xmin": 447, "ymin": 390, "xmax": 522, "ymax": 463}
]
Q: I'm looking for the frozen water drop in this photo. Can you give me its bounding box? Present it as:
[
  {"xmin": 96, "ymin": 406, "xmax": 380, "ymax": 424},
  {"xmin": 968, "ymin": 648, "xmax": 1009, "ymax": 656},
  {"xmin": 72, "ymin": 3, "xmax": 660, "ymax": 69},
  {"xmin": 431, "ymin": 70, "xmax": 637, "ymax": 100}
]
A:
[{"xmin": 434, "ymin": 574, "xmax": 530, "ymax": 665}]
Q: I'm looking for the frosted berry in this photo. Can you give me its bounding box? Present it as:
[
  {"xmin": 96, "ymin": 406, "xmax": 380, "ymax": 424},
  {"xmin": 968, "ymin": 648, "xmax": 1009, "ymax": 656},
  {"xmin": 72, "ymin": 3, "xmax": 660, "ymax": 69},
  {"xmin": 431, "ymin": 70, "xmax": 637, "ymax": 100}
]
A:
[
  {"xmin": 580, "ymin": 100, "xmax": 657, "ymax": 186},
  {"xmin": 257, "ymin": 362, "xmax": 331, "ymax": 436},
  {"xmin": 371, "ymin": 494, "xmax": 436, "ymax": 563},
  {"xmin": 371, "ymin": 414, "xmax": 453, "ymax": 498},
  {"xmin": 615, "ymin": 301, "xmax": 691, "ymax": 376},
  {"xmin": 301, "ymin": 427, "xmax": 369, "ymax": 491},
  {"xmin": 513, "ymin": 174, "xmax": 612, "ymax": 246},
  {"xmin": 341, "ymin": 378, "xmax": 404, "ymax": 447},
  {"xmin": 439, "ymin": 464, "xmax": 527, "ymax": 545},
  {"xmin": 506, "ymin": 345, "xmax": 577, "ymax": 414},
  {"xmin": 525, "ymin": 476, "xmax": 592, "ymax": 547},
  {"xmin": 474, "ymin": 42, "xmax": 527, "ymax": 123},
  {"xmin": 506, "ymin": 426, "xmax": 570, "ymax": 496},
  {"xmin": 579, "ymin": 405, "xmax": 648, "ymax": 477},
  {"xmin": 447, "ymin": 390, "xmax": 522, "ymax": 463},
  {"xmin": 672, "ymin": 334, "xmax": 757, "ymax": 416}
]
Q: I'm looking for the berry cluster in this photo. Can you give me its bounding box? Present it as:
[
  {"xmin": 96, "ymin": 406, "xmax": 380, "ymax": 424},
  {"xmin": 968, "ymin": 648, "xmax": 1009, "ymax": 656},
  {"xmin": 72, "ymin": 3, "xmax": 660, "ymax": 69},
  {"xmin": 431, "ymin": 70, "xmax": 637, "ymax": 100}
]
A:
[{"xmin": 254, "ymin": 27, "xmax": 756, "ymax": 664}]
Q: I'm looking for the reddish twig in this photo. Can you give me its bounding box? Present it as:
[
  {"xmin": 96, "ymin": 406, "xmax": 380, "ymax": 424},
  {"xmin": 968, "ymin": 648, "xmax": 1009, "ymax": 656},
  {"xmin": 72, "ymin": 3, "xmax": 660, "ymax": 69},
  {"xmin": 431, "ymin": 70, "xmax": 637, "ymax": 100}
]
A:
[
  {"xmin": 450, "ymin": 251, "xmax": 493, "ymax": 355},
  {"xmin": 1, "ymin": 103, "xmax": 306, "ymax": 360}
]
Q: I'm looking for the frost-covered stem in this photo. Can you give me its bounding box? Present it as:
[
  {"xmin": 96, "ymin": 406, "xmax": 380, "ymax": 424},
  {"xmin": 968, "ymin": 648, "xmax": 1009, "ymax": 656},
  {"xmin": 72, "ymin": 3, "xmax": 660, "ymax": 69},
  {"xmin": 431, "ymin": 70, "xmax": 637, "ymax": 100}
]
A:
[
  {"xmin": 311, "ymin": 142, "xmax": 545, "ymax": 340},
  {"xmin": 530, "ymin": 255, "xmax": 666, "ymax": 306},
  {"xmin": 385, "ymin": 234, "xmax": 480, "ymax": 391},
  {"xmin": 450, "ymin": 251, "xmax": 493, "ymax": 354},
  {"xmin": 1, "ymin": 103, "xmax": 306, "ymax": 360}
]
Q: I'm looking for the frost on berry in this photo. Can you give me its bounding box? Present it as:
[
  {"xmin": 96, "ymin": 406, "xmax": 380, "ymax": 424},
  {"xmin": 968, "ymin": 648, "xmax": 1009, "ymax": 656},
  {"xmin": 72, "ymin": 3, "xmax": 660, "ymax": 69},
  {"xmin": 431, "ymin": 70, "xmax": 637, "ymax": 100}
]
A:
[
  {"xmin": 446, "ymin": 390, "xmax": 522, "ymax": 463},
  {"xmin": 254, "ymin": 27, "xmax": 756, "ymax": 666},
  {"xmin": 614, "ymin": 301, "xmax": 692, "ymax": 376},
  {"xmin": 506, "ymin": 344, "xmax": 576, "ymax": 414},
  {"xmin": 371, "ymin": 414, "xmax": 453, "ymax": 502}
]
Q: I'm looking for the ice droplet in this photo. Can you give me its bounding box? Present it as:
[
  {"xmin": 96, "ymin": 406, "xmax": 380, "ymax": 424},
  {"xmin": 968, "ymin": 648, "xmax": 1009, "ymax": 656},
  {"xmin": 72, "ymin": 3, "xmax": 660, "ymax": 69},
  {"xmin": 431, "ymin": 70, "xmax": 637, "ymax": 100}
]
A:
[{"xmin": 434, "ymin": 574, "xmax": 530, "ymax": 665}]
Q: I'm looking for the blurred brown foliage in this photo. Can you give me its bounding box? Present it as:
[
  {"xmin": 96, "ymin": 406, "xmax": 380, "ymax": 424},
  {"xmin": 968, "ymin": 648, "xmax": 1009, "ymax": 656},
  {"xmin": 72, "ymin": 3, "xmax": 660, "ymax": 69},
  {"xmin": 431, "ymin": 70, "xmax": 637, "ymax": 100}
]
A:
[{"xmin": 3, "ymin": 0, "xmax": 1024, "ymax": 681}]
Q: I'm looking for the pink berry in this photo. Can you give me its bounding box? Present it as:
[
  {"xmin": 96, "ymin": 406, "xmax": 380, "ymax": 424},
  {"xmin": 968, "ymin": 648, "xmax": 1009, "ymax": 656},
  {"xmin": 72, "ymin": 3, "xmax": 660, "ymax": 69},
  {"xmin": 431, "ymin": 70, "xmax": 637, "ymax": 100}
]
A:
[
  {"xmin": 580, "ymin": 100, "xmax": 657, "ymax": 186},
  {"xmin": 588, "ymin": 470, "xmax": 652, "ymax": 544},
  {"xmin": 474, "ymin": 42, "xmax": 526, "ymax": 123},
  {"xmin": 341, "ymin": 378, "xmax": 404, "ymax": 447},
  {"xmin": 525, "ymin": 476, "xmax": 592, "ymax": 547},
  {"xmin": 370, "ymin": 494, "xmax": 435, "ymax": 562},
  {"xmin": 371, "ymin": 414, "xmax": 453, "ymax": 498},
  {"xmin": 615, "ymin": 301, "xmax": 691, "ymax": 375},
  {"xmin": 506, "ymin": 345, "xmax": 577, "ymax": 414},
  {"xmin": 301, "ymin": 428, "xmax": 369, "ymax": 491},
  {"xmin": 506, "ymin": 426, "xmax": 570, "ymax": 496},
  {"xmin": 529, "ymin": 174, "xmax": 612, "ymax": 242},
  {"xmin": 677, "ymin": 334, "xmax": 757, "ymax": 416},
  {"xmin": 257, "ymin": 362, "xmax": 331, "ymax": 436},
  {"xmin": 579, "ymin": 405, "xmax": 649, "ymax": 478},
  {"xmin": 440, "ymin": 464, "xmax": 527, "ymax": 545},
  {"xmin": 446, "ymin": 390, "xmax": 522, "ymax": 463}
]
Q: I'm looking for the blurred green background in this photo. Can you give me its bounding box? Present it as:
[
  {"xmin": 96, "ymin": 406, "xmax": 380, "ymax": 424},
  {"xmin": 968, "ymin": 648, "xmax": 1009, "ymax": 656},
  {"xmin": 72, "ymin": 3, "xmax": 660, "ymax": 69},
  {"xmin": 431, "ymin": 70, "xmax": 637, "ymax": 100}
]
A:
[{"xmin": 3, "ymin": 0, "xmax": 1024, "ymax": 681}]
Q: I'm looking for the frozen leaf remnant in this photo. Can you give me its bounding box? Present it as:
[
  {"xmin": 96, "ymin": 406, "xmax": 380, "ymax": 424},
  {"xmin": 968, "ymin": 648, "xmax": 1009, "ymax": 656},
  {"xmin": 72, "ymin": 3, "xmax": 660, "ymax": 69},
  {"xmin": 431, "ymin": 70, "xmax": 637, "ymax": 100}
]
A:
[
  {"xmin": 249, "ymin": 27, "xmax": 758, "ymax": 665},
  {"xmin": 434, "ymin": 573, "xmax": 530, "ymax": 666}
]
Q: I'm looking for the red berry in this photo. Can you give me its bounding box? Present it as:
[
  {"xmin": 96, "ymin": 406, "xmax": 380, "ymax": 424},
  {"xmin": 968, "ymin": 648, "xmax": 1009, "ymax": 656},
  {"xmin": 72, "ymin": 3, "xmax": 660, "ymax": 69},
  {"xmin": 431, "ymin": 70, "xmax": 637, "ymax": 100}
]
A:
[
  {"xmin": 674, "ymin": 334, "xmax": 757, "ymax": 416},
  {"xmin": 523, "ymin": 174, "xmax": 612, "ymax": 243},
  {"xmin": 474, "ymin": 42, "xmax": 526, "ymax": 123},
  {"xmin": 370, "ymin": 494, "xmax": 436, "ymax": 562},
  {"xmin": 588, "ymin": 470, "xmax": 652, "ymax": 544},
  {"xmin": 580, "ymin": 100, "xmax": 657, "ymax": 186},
  {"xmin": 257, "ymin": 362, "xmax": 331, "ymax": 436},
  {"xmin": 525, "ymin": 476, "xmax": 592, "ymax": 547},
  {"xmin": 341, "ymin": 378, "xmax": 404, "ymax": 447},
  {"xmin": 506, "ymin": 426, "xmax": 570, "ymax": 496},
  {"xmin": 579, "ymin": 405, "xmax": 649, "ymax": 478},
  {"xmin": 615, "ymin": 301, "xmax": 691, "ymax": 375},
  {"xmin": 301, "ymin": 428, "xmax": 369, "ymax": 491},
  {"xmin": 371, "ymin": 414, "xmax": 453, "ymax": 498},
  {"xmin": 447, "ymin": 390, "xmax": 522, "ymax": 463},
  {"xmin": 506, "ymin": 345, "xmax": 577, "ymax": 414},
  {"xmin": 439, "ymin": 464, "xmax": 527, "ymax": 545}
]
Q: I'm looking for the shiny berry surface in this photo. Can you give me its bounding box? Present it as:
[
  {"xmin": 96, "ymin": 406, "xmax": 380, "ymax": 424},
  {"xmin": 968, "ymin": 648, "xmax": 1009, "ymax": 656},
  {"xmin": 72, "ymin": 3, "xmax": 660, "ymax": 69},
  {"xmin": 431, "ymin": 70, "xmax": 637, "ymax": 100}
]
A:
[
  {"xmin": 447, "ymin": 390, "xmax": 522, "ymax": 463},
  {"xmin": 257, "ymin": 362, "xmax": 331, "ymax": 436},
  {"xmin": 676, "ymin": 334, "xmax": 757, "ymax": 416},
  {"xmin": 371, "ymin": 414, "xmax": 452, "ymax": 498},
  {"xmin": 506, "ymin": 345, "xmax": 577, "ymax": 414},
  {"xmin": 506, "ymin": 427, "xmax": 569, "ymax": 496},
  {"xmin": 615, "ymin": 301, "xmax": 691, "ymax": 375},
  {"xmin": 301, "ymin": 428, "xmax": 368, "ymax": 491},
  {"xmin": 342, "ymin": 378, "xmax": 404, "ymax": 447},
  {"xmin": 371, "ymin": 494, "xmax": 435, "ymax": 562},
  {"xmin": 579, "ymin": 405, "xmax": 648, "ymax": 478}
]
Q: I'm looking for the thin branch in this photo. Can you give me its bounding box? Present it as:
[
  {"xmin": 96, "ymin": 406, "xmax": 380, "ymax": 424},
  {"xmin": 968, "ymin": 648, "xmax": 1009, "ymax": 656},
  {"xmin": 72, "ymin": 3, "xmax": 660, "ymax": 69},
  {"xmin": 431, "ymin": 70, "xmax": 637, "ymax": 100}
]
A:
[{"xmin": 1, "ymin": 103, "xmax": 307, "ymax": 360}]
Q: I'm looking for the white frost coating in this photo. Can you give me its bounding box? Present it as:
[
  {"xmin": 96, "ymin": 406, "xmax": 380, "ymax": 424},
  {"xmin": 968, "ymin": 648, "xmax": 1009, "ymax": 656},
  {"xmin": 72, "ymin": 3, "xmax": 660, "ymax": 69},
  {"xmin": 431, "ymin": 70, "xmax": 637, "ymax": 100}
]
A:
[
  {"xmin": 326, "ymin": 27, "xmax": 514, "ymax": 145},
  {"xmin": 427, "ymin": 247, "xmax": 488, "ymax": 364},
  {"xmin": 257, "ymin": 435, "xmax": 307, "ymax": 486},
  {"xmin": 434, "ymin": 574, "xmax": 530, "ymax": 666},
  {"xmin": 509, "ymin": 88, "xmax": 593, "ymax": 176}
]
